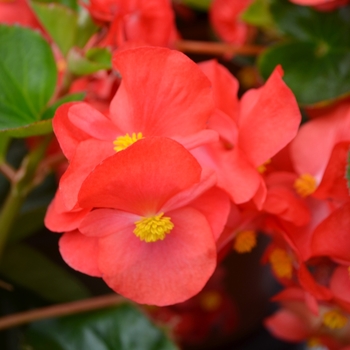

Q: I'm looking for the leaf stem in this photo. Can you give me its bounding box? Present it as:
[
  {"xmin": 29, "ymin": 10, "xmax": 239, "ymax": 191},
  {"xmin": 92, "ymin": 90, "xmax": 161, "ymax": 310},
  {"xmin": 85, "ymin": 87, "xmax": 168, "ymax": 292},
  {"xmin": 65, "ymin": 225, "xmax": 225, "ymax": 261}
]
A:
[
  {"xmin": 0, "ymin": 163, "xmax": 16, "ymax": 181},
  {"xmin": 174, "ymin": 40, "xmax": 265, "ymax": 56},
  {"xmin": 0, "ymin": 294, "xmax": 124, "ymax": 330},
  {"xmin": 0, "ymin": 135, "xmax": 52, "ymax": 257}
]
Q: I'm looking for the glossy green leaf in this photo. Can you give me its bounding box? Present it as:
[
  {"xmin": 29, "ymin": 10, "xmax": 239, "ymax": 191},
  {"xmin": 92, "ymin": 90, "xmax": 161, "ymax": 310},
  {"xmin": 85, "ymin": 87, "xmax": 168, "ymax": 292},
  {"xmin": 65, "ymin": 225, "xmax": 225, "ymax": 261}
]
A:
[
  {"xmin": 0, "ymin": 25, "xmax": 57, "ymax": 129},
  {"xmin": 258, "ymin": 0, "xmax": 350, "ymax": 105},
  {"xmin": 26, "ymin": 303, "xmax": 178, "ymax": 350},
  {"xmin": 41, "ymin": 92, "xmax": 85, "ymax": 120},
  {"xmin": 68, "ymin": 47, "xmax": 112, "ymax": 75},
  {"xmin": 180, "ymin": 0, "xmax": 212, "ymax": 11},
  {"xmin": 0, "ymin": 119, "xmax": 53, "ymax": 138},
  {"xmin": 31, "ymin": 0, "xmax": 78, "ymax": 12},
  {"xmin": 241, "ymin": 0, "xmax": 274, "ymax": 28},
  {"xmin": 0, "ymin": 244, "xmax": 90, "ymax": 302},
  {"xmin": 31, "ymin": 1, "xmax": 78, "ymax": 56}
]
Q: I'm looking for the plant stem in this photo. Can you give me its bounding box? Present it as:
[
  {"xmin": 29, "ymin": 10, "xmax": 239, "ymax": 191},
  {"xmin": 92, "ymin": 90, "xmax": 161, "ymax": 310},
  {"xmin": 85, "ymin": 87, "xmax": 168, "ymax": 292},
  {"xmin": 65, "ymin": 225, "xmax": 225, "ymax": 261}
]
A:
[
  {"xmin": 0, "ymin": 135, "xmax": 52, "ymax": 258},
  {"xmin": 0, "ymin": 294, "xmax": 124, "ymax": 330},
  {"xmin": 175, "ymin": 40, "xmax": 265, "ymax": 56}
]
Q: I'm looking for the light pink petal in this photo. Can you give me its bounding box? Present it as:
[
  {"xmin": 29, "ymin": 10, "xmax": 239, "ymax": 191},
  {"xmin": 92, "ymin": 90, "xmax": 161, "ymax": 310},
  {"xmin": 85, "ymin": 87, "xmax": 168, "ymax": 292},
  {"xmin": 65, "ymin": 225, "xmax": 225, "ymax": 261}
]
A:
[
  {"xmin": 111, "ymin": 47, "xmax": 214, "ymax": 136},
  {"xmin": 79, "ymin": 137, "xmax": 202, "ymax": 215},
  {"xmin": 59, "ymin": 139, "xmax": 114, "ymax": 210},
  {"xmin": 238, "ymin": 67, "xmax": 301, "ymax": 167},
  {"xmin": 80, "ymin": 209, "xmax": 137, "ymax": 238},
  {"xmin": 98, "ymin": 207, "xmax": 216, "ymax": 306},
  {"xmin": 59, "ymin": 230, "xmax": 102, "ymax": 277},
  {"xmin": 69, "ymin": 103, "xmax": 121, "ymax": 141}
]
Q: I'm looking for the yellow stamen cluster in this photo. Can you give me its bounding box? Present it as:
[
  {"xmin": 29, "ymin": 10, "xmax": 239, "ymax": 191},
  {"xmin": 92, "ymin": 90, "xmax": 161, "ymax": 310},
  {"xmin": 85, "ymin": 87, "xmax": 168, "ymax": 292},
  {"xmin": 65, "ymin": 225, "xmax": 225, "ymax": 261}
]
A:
[
  {"xmin": 322, "ymin": 310, "xmax": 348, "ymax": 330},
  {"xmin": 133, "ymin": 213, "xmax": 174, "ymax": 243},
  {"xmin": 233, "ymin": 230, "xmax": 257, "ymax": 253},
  {"xmin": 257, "ymin": 159, "xmax": 272, "ymax": 174},
  {"xmin": 113, "ymin": 132, "xmax": 143, "ymax": 152},
  {"xmin": 269, "ymin": 248, "xmax": 293, "ymax": 279},
  {"xmin": 294, "ymin": 173, "xmax": 317, "ymax": 197}
]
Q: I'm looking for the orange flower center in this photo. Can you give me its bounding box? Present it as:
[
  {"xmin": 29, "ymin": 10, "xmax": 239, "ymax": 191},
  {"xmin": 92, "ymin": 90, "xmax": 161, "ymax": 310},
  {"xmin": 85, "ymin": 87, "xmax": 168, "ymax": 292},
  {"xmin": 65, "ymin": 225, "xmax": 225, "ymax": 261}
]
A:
[
  {"xmin": 113, "ymin": 132, "xmax": 143, "ymax": 152},
  {"xmin": 322, "ymin": 310, "xmax": 348, "ymax": 329},
  {"xmin": 233, "ymin": 230, "xmax": 257, "ymax": 253},
  {"xmin": 269, "ymin": 248, "xmax": 293, "ymax": 279},
  {"xmin": 294, "ymin": 173, "xmax": 317, "ymax": 197},
  {"xmin": 133, "ymin": 213, "xmax": 174, "ymax": 243}
]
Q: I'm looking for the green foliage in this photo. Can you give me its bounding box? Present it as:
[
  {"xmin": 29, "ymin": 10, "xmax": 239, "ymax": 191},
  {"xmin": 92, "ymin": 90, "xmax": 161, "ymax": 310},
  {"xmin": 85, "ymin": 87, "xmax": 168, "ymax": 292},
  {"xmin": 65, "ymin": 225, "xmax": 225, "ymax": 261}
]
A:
[
  {"xmin": 0, "ymin": 25, "xmax": 57, "ymax": 129},
  {"xmin": 25, "ymin": 303, "xmax": 178, "ymax": 350},
  {"xmin": 31, "ymin": 1, "xmax": 98, "ymax": 56},
  {"xmin": 0, "ymin": 244, "xmax": 91, "ymax": 302},
  {"xmin": 181, "ymin": 0, "xmax": 212, "ymax": 11},
  {"xmin": 68, "ymin": 47, "xmax": 112, "ymax": 75},
  {"xmin": 258, "ymin": 0, "xmax": 350, "ymax": 105},
  {"xmin": 241, "ymin": 0, "xmax": 274, "ymax": 28}
]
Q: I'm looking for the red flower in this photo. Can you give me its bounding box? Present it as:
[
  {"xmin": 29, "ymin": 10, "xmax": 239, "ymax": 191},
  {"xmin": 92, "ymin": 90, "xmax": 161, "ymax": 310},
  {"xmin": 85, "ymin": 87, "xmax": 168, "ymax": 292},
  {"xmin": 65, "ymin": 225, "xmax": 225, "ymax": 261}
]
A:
[
  {"xmin": 195, "ymin": 60, "xmax": 301, "ymax": 207},
  {"xmin": 59, "ymin": 137, "xmax": 230, "ymax": 305},
  {"xmin": 86, "ymin": 0, "xmax": 178, "ymax": 48},
  {"xmin": 51, "ymin": 47, "xmax": 216, "ymax": 214},
  {"xmin": 289, "ymin": 0, "xmax": 349, "ymax": 11},
  {"xmin": 210, "ymin": 0, "xmax": 253, "ymax": 45}
]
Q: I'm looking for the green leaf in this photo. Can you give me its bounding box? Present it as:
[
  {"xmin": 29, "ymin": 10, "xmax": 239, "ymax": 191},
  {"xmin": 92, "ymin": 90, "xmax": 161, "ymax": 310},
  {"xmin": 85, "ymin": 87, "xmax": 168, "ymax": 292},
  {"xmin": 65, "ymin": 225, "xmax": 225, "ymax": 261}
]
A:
[
  {"xmin": 31, "ymin": 0, "xmax": 78, "ymax": 12},
  {"xmin": 31, "ymin": 1, "xmax": 78, "ymax": 56},
  {"xmin": 42, "ymin": 92, "xmax": 85, "ymax": 120},
  {"xmin": 68, "ymin": 47, "xmax": 112, "ymax": 76},
  {"xmin": 8, "ymin": 207, "xmax": 47, "ymax": 243},
  {"xmin": 0, "ymin": 25, "xmax": 57, "ymax": 129},
  {"xmin": 258, "ymin": 0, "xmax": 350, "ymax": 105},
  {"xmin": 0, "ymin": 119, "xmax": 53, "ymax": 138},
  {"xmin": 75, "ymin": 7, "xmax": 99, "ymax": 49},
  {"xmin": 179, "ymin": 0, "xmax": 212, "ymax": 11},
  {"xmin": 0, "ymin": 244, "xmax": 91, "ymax": 302},
  {"xmin": 0, "ymin": 134, "xmax": 11, "ymax": 164},
  {"xmin": 26, "ymin": 303, "xmax": 178, "ymax": 350},
  {"xmin": 241, "ymin": 0, "xmax": 274, "ymax": 28}
]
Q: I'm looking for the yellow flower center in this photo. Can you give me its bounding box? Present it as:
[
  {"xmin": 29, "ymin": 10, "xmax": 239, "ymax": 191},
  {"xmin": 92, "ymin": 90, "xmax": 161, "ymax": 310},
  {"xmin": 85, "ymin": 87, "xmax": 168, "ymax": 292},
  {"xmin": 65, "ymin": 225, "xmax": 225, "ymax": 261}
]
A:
[
  {"xmin": 269, "ymin": 248, "xmax": 293, "ymax": 279},
  {"xmin": 133, "ymin": 213, "xmax": 174, "ymax": 243},
  {"xmin": 233, "ymin": 230, "xmax": 257, "ymax": 253},
  {"xmin": 322, "ymin": 310, "xmax": 348, "ymax": 330},
  {"xmin": 200, "ymin": 291, "xmax": 222, "ymax": 311},
  {"xmin": 113, "ymin": 132, "xmax": 143, "ymax": 152},
  {"xmin": 294, "ymin": 173, "xmax": 317, "ymax": 197},
  {"xmin": 257, "ymin": 159, "xmax": 271, "ymax": 174}
]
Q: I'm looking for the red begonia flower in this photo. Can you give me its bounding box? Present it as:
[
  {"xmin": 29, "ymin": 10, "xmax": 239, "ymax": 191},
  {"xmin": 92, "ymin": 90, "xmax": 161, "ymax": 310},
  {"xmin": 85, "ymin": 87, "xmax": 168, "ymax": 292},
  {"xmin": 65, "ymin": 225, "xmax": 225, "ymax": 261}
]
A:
[
  {"xmin": 289, "ymin": 0, "xmax": 349, "ymax": 11},
  {"xmin": 310, "ymin": 202, "xmax": 350, "ymax": 263},
  {"xmin": 53, "ymin": 47, "xmax": 216, "ymax": 211},
  {"xmin": 86, "ymin": 0, "xmax": 178, "ymax": 48},
  {"xmin": 197, "ymin": 60, "xmax": 301, "ymax": 206},
  {"xmin": 59, "ymin": 137, "xmax": 230, "ymax": 305},
  {"xmin": 0, "ymin": 0, "xmax": 40, "ymax": 28},
  {"xmin": 290, "ymin": 99, "xmax": 350, "ymax": 183},
  {"xmin": 210, "ymin": 0, "xmax": 253, "ymax": 45}
]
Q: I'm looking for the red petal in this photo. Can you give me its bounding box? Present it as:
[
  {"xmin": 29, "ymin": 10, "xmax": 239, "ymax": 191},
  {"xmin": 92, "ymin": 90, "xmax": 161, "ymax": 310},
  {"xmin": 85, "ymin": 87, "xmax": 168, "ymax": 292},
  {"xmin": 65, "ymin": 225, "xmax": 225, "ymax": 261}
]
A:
[
  {"xmin": 238, "ymin": 67, "xmax": 301, "ymax": 167},
  {"xmin": 111, "ymin": 47, "xmax": 213, "ymax": 137},
  {"xmin": 98, "ymin": 207, "xmax": 216, "ymax": 305},
  {"xmin": 79, "ymin": 137, "xmax": 202, "ymax": 215},
  {"xmin": 59, "ymin": 230, "xmax": 102, "ymax": 277}
]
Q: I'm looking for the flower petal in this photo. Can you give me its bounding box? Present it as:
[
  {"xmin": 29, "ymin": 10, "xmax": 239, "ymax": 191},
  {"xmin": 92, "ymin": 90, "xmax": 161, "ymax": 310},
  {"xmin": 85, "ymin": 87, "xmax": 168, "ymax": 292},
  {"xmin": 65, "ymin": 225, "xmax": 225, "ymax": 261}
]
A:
[{"xmin": 98, "ymin": 207, "xmax": 216, "ymax": 305}]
